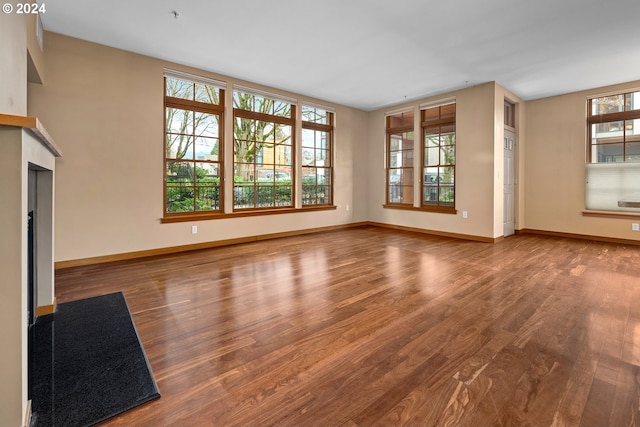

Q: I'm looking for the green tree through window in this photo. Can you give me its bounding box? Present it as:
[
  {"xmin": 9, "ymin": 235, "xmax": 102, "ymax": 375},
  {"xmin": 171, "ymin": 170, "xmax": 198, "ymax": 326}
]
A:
[
  {"xmin": 163, "ymin": 72, "xmax": 337, "ymax": 222},
  {"xmin": 233, "ymin": 90, "xmax": 294, "ymax": 209},
  {"xmin": 422, "ymin": 103, "xmax": 456, "ymax": 211},
  {"xmin": 164, "ymin": 75, "xmax": 224, "ymax": 215},
  {"xmin": 302, "ymin": 105, "xmax": 334, "ymax": 206}
]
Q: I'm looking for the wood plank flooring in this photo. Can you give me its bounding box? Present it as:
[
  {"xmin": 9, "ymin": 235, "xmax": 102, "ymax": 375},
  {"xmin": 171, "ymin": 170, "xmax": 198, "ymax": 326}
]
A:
[{"xmin": 54, "ymin": 226, "xmax": 640, "ymax": 426}]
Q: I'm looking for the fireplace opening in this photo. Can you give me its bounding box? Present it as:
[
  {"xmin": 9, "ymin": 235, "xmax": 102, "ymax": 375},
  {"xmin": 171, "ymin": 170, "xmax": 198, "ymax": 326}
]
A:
[{"xmin": 27, "ymin": 166, "xmax": 55, "ymax": 425}]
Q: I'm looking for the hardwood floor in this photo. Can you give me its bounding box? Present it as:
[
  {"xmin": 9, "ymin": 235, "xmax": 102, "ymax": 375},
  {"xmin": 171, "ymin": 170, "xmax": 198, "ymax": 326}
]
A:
[{"xmin": 54, "ymin": 226, "xmax": 640, "ymax": 426}]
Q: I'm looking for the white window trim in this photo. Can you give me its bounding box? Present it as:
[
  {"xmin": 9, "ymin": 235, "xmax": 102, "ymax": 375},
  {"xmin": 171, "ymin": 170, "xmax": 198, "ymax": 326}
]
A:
[
  {"xmin": 232, "ymin": 84, "xmax": 297, "ymax": 106},
  {"xmin": 302, "ymin": 102, "xmax": 336, "ymax": 114},
  {"xmin": 163, "ymin": 69, "xmax": 227, "ymax": 90},
  {"xmin": 419, "ymin": 97, "xmax": 456, "ymax": 110},
  {"xmin": 385, "ymin": 107, "xmax": 413, "ymax": 118},
  {"xmin": 586, "ymin": 87, "xmax": 640, "ymax": 101}
]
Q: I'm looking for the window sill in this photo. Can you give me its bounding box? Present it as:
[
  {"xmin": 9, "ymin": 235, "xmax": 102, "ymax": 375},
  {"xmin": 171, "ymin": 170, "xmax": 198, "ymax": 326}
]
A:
[
  {"xmin": 161, "ymin": 205, "xmax": 337, "ymax": 223},
  {"xmin": 383, "ymin": 204, "xmax": 457, "ymax": 215},
  {"xmin": 582, "ymin": 210, "xmax": 640, "ymax": 219}
]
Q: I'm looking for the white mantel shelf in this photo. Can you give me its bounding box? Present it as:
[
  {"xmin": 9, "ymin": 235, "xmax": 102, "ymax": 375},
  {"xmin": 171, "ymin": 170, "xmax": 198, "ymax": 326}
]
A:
[{"xmin": 0, "ymin": 113, "xmax": 62, "ymax": 157}]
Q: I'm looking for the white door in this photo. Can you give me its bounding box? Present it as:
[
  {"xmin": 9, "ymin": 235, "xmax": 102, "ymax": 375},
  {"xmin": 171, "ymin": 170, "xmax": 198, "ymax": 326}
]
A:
[{"xmin": 503, "ymin": 130, "xmax": 515, "ymax": 237}]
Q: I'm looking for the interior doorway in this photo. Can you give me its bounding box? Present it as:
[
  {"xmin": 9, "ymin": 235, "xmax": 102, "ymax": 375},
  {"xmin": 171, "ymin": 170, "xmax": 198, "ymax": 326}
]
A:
[
  {"xmin": 503, "ymin": 100, "xmax": 516, "ymax": 237},
  {"xmin": 504, "ymin": 130, "xmax": 516, "ymax": 236}
]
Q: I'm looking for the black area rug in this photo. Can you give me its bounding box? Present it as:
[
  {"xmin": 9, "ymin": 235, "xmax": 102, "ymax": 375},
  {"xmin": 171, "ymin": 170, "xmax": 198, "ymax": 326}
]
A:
[
  {"xmin": 30, "ymin": 314, "xmax": 54, "ymax": 427},
  {"xmin": 53, "ymin": 292, "xmax": 160, "ymax": 427}
]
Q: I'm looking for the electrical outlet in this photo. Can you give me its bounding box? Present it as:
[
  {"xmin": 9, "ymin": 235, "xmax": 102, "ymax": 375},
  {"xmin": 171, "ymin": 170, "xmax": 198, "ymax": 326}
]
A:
[
  {"xmin": 346, "ymin": 204, "xmax": 350, "ymax": 211},
  {"xmin": 632, "ymin": 223, "xmax": 639, "ymax": 232},
  {"xmin": 462, "ymin": 211, "xmax": 468, "ymax": 219},
  {"xmin": 191, "ymin": 225, "xmax": 198, "ymax": 234}
]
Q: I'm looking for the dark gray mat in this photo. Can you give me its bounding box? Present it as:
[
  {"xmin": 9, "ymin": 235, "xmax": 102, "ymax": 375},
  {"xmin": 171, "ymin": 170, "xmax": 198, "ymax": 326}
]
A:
[{"xmin": 53, "ymin": 292, "xmax": 160, "ymax": 426}]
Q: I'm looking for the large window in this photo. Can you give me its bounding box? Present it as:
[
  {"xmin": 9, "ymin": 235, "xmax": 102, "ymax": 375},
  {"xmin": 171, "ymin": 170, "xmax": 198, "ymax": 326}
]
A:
[
  {"xmin": 163, "ymin": 72, "xmax": 337, "ymax": 222},
  {"xmin": 421, "ymin": 103, "xmax": 456, "ymax": 211},
  {"xmin": 585, "ymin": 90, "xmax": 640, "ymax": 213},
  {"xmin": 386, "ymin": 110, "xmax": 414, "ymax": 205},
  {"xmin": 302, "ymin": 105, "xmax": 333, "ymax": 206},
  {"xmin": 164, "ymin": 72, "xmax": 224, "ymax": 216},
  {"xmin": 233, "ymin": 89, "xmax": 295, "ymax": 210},
  {"xmin": 588, "ymin": 91, "xmax": 640, "ymax": 163}
]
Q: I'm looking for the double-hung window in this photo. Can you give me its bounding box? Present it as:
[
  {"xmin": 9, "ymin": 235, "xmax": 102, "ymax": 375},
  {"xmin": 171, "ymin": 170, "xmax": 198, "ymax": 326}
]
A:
[
  {"xmin": 386, "ymin": 110, "xmax": 415, "ymax": 206},
  {"xmin": 586, "ymin": 90, "xmax": 640, "ymax": 212},
  {"xmin": 302, "ymin": 105, "xmax": 334, "ymax": 206},
  {"xmin": 421, "ymin": 102, "xmax": 456, "ymax": 212},
  {"xmin": 588, "ymin": 91, "xmax": 640, "ymax": 163},
  {"xmin": 164, "ymin": 71, "xmax": 224, "ymax": 217},
  {"xmin": 233, "ymin": 88, "xmax": 295, "ymax": 210}
]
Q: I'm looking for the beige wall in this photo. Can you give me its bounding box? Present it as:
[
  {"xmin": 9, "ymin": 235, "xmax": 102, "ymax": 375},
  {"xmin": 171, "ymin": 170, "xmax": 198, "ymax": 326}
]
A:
[
  {"xmin": 0, "ymin": 6, "xmax": 29, "ymax": 426},
  {"xmin": 0, "ymin": 4, "xmax": 27, "ymax": 115},
  {"xmin": 0, "ymin": 128, "xmax": 27, "ymax": 427},
  {"xmin": 524, "ymin": 80, "xmax": 640, "ymax": 242},
  {"xmin": 365, "ymin": 82, "xmax": 521, "ymax": 240},
  {"xmin": 27, "ymin": 14, "xmax": 45, "ymax": 84},
  {"xmin": 28, "ymin": 33, "xmax": 368, "ymax": 262}
]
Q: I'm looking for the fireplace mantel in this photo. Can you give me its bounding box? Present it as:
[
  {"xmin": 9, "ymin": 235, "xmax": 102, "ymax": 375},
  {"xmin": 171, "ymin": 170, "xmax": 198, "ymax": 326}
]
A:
[
  {"xmin": 0, "ymin": 113, "xmax": 63, "ymax": 157},
  {"xmin": 1, "ymin": 110, "xmax": 62, "ymax": 427}
]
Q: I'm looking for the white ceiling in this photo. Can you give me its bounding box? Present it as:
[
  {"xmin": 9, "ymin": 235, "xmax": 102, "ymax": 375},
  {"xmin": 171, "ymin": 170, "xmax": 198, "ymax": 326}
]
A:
[{"xmin": 41, "ymin": 0, "xmax": 640, "ymax": 111}]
